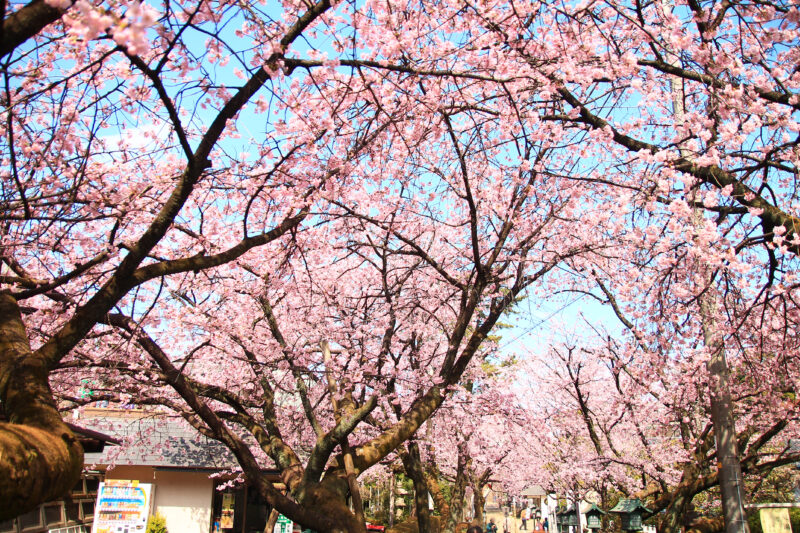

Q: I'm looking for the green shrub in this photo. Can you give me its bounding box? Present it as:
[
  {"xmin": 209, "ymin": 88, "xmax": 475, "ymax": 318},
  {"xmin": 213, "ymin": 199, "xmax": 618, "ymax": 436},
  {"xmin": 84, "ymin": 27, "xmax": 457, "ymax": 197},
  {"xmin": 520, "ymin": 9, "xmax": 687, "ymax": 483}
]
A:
[{"xmin": 147, "ymin": 512, "xmax": 168, "ymax": 533}]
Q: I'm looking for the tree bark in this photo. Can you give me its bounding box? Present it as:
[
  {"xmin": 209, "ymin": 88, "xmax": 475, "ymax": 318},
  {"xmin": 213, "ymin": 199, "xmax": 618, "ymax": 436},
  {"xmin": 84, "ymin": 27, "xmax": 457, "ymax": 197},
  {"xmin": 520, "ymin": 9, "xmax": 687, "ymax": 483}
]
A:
[
  {"xmin": 686, "ymin": 517, "xmax": 726, "ymax": 533},
  {"xmin": 266, "ymin": 508, "xmax": 280, "ymax": 533},
  {"xmin": 706, "ymin": 346, "xmax": 749, "ymax": 533},
  {"xmin": 657, "ymin": 488, "xmax": 694, "ymax": 533},
  {"xmin": 0, "ymin": 293, "xmax": 84, "ymax": 521},
  {"xmin": 424, "ymin": 467, "xmax": 450, "ymax": 524},
  {"xmin": 695, "ymin": 225, "xmax": 748, "ymax": 533}
]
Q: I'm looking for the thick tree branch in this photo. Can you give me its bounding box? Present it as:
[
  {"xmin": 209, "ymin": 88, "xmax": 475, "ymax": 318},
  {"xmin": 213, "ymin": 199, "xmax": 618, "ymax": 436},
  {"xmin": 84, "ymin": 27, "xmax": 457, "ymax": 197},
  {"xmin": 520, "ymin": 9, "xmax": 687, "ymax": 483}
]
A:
[{"xmin": 0, "ymin": 0, "xmax": 67, "ymax": 59}]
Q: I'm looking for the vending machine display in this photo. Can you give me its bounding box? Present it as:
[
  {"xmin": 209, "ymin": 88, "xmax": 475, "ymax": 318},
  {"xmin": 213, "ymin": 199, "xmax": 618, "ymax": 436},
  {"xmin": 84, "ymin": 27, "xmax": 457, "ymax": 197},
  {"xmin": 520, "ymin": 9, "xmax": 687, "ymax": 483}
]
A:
[{"xmin": 91, "ymin": 480, "xmax": 154, "ymax": 533}]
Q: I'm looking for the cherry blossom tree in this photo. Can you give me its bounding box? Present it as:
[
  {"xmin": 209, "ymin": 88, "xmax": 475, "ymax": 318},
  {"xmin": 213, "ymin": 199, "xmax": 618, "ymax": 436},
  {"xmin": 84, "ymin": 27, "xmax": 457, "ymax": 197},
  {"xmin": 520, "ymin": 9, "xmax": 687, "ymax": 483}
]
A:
[
  {"xmin": 397, "ymin": 364, "xmax": 536, "ymax": 533},
  {"xmin": 461, "ymin": 0, "xmax": 800, "ymax": 531},
  {"xmin": 520, "ymin": 328, "xmax": 799, "ymax": 533},
  {"xmin": 3, "ymin": 0, "xmax": 798, "ymax": 531},
  {"xmin": 1, "ymin": 0, "xmax": 338, "ymax": 518},
  {"xmin": 2, "ymin": 0, "xmax": 604, "ymax": 528}
]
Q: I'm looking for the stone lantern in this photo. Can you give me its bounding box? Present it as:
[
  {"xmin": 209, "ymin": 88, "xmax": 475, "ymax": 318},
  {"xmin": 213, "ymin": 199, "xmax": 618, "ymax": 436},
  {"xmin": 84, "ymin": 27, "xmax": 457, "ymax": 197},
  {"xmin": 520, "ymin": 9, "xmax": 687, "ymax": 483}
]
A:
[
  {"xmin": 584, "ymin": 503, "xmax": 606, "ymax": 531},
  {"xmin": 554, "ymin": 507, "xmax": 566, "ymax": 533},
  {"xmin": 609, "ymin": 499, "xmax": 650, "ymax": 532},
  {"xmin": 556, "ymin": 506, "xmax": 578, "ymax": 533}
]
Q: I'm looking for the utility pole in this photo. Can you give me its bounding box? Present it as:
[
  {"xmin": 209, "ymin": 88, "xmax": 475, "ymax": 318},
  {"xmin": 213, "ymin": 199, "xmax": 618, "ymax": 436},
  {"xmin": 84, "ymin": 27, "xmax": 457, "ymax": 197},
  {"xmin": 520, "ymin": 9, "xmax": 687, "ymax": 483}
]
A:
[{"xmin": 668, "ymin": 39, "xmax": 749, "ymax": 533}]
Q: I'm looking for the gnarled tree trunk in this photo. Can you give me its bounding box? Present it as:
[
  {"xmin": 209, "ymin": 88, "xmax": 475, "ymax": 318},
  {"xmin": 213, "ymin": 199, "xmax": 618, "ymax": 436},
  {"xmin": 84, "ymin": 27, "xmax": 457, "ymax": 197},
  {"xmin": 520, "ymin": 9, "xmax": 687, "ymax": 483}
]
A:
[{"xmin": 0, "ymin": 293, "xmax": 84, "ymax": 521}]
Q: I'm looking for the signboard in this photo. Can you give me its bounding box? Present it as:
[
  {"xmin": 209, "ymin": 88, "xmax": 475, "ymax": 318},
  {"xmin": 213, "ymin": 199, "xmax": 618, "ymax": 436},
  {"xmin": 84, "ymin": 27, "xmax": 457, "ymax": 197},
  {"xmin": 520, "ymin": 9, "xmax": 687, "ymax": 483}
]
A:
[
  {"xmin": 760, "ymin": 508, "xmax": 792, "ymax": 533},
  {"xmin": 274, "ymin": 514, "xmax": 293, "ymax": 533},
  {"xmin": 220, "ymin": 493, "xmax": 235, "ymax": 529},
  {"xmin": 91, "ymin": 480, "xmax": 153, "ymax": 533}
]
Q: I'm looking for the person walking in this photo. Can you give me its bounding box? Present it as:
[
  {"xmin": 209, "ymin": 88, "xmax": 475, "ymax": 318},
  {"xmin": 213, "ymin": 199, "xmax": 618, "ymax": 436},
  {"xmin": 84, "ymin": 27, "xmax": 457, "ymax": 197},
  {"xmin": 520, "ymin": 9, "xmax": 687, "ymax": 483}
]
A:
[
  {"xmin": 543, "ymin": 517, "xmax": 549, "ymax": 533},
  {"xmin": 487, "ymin": 518, "xmax": 498, "ymax": 533},
  {"xmin": 521, "ymin": 507, "xmax": 530, "ymax": 530}
]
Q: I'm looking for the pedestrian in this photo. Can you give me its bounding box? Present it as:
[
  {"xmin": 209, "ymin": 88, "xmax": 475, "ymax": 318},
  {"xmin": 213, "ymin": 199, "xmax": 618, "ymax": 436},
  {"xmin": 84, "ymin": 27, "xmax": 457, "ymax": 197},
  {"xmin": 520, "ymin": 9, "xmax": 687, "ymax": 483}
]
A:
[
  {"xmin": 521, "ymin": 507, "xmax": 530, "ymax": 530},
  {"xmin": 487, "ymin": 518, "xmax": 498, "ymax": 533},
  {"xmin": 543, "ymin": 517, "xmax": 549, "ymax": 533}
]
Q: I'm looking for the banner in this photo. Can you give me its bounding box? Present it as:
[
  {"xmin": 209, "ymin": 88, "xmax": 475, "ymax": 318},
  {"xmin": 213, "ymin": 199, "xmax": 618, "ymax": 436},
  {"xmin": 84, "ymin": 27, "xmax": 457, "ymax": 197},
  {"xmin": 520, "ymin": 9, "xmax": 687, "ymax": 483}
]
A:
[{"xmin": 91, "ymin": 480, "xmax": 153, "ymax": 533}]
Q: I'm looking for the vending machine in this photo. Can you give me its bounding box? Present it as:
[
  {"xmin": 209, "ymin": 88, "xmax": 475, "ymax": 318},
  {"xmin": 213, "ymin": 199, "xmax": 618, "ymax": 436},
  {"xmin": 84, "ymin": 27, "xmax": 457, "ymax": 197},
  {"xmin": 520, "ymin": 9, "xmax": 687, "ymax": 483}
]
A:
[{"xmin": 91, "ymin": 479, "xmax": 154, "ymax": 533}]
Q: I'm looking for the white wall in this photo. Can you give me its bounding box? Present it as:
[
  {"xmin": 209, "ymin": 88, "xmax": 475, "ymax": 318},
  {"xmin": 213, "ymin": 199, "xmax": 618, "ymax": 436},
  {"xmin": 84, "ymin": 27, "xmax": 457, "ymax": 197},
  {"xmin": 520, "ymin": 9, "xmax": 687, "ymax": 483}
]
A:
[
  {"xmin": 152, "ymin": 470, "xmax": 213, "ymax": 533},
  {"xmin": 104, "ymin": 466, "xmax": 213, "ymax": 533}
]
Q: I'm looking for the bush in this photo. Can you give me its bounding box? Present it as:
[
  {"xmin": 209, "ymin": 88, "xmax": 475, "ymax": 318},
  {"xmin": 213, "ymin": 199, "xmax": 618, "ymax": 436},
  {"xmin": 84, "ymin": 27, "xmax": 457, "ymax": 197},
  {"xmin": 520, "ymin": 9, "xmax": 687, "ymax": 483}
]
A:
[{"xmin": 147, "ymin": 512, "xmax": 168, "ymax": 533}]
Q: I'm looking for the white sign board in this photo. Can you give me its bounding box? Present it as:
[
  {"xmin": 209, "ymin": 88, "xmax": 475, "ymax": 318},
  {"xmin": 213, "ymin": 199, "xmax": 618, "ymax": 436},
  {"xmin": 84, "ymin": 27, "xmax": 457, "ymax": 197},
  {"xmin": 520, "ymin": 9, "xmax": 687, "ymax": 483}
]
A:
[
  {"xmin": 91, "ymin": 480, "xmax": 154, "ymax": 533},
  {"xmin": 761, "ymin": 508, "xmax": 792, "ymax": 533}
]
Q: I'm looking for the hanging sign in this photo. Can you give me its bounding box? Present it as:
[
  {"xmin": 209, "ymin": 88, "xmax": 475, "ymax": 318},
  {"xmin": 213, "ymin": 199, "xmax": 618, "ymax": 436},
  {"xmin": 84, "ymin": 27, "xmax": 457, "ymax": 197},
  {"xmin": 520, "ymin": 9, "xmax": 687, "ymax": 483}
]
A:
[{"xmin": 221, "ymin": 493, "xmax": 235, "ymax": 529}]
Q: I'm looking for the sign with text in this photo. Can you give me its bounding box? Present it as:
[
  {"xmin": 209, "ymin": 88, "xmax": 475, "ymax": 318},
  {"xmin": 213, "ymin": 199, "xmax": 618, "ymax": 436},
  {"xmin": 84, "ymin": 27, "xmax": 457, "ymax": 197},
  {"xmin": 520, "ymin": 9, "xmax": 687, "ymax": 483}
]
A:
[
  {"xmin": 760, "ymin": 508, "xmax": 792, "ymax": 533},
  {"xmin": 221, "ymin": 493, "xmax": 235, "ymax": 529},
  {"xmin": 91, "ymin": 480, "xmax": 153, "ymax": 533}
]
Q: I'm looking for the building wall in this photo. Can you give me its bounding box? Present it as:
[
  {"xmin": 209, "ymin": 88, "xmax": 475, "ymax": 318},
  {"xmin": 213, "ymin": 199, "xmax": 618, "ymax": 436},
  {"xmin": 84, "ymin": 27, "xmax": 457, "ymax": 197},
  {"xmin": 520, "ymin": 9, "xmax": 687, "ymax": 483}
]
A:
[{"xmin": 105, "ymin": 466, "xmax": 213, "ymax": 533}]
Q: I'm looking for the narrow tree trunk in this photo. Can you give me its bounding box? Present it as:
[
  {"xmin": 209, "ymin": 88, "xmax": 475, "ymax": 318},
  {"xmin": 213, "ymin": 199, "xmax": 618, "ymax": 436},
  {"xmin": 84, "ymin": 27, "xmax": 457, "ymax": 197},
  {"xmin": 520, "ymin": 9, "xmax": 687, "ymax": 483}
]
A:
[
  {"xmin": 473, "ymin": 485, "xmax": 486, "ymax": 526},
  {"xmin": 0, "ymin": 293, "xmax": 85, "ymax": 521},
  {"xmin": 695, "ymin": 227, "xmax": 749, "ymax": 533},
  {"xmin": 573, "ymin": 493, "xmax": 582, "ymax": 533},
  {"xmin": 706, "ymin": 341, "xmax": 749, "ymax": 533},
  {"xmin": 402, "ymin": 441, "xmax": 433, "ymax": 533},
  {"xmin": 444, "ymin": 441, "xmax": 471, "ymax": 533},
  {"xmin": 389, "ymin": 472, "xmax": 397, "ymax": 528},
  {"xmin": 343, "ymin": 438, "xmax": 366, "ymax": 525},
  {"xmin": 425, "ymin": 467, "xmax": 451, "ymax": 524},
  {"xmin": 320, "ymin": 341, "xmax": 366, "ymax": 530}
]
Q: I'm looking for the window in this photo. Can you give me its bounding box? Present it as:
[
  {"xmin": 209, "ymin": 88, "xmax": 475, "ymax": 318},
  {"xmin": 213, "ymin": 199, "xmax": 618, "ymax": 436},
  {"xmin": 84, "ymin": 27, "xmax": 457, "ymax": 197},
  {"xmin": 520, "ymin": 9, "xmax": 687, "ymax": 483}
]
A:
[
  {"xmin": 85, "ymin": 478, "xmax": 100, "ymax": 494},
  {"xmin": 65, "ymin": 502, "xmax": 80, "ymax": 523},
  {"xmin": 81, "ymin": 501, "xmax": 94, "ymax": 519},
  {"xmin": 71, "ymin": 479, "xmax": 84, "ymax": 494},
  {"xmin": 17, "ymin": 508, "xmax": 41, "ymax": 530},
  {"xmin": 44, "ymin": 504, "xmax": 63, "ymax": 527}
]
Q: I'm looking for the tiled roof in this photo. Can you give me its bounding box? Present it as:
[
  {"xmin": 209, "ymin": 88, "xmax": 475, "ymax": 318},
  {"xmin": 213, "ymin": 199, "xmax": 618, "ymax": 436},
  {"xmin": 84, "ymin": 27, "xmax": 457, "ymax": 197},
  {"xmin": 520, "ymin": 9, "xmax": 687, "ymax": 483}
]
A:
[
  {"xmin": 790, "ymin": 439, "xmax": 799, "ymax": 469},
  {"xmin": 609, "ymin": 499, "xmax": 650, "ymax": 514},
  {"xmin": 521, "ymin": 485, "xmax": 547, "ymax": 497},
  {"xmin": 585, "ymin": 504, "xmax": 606, "ymax": 515},
  {"xmin": 80, "ymin": 412, "xmax": 237, "ymax": 470}
]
